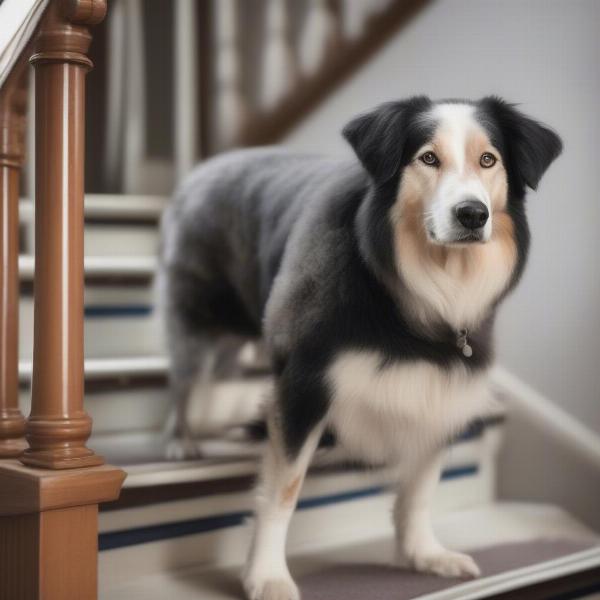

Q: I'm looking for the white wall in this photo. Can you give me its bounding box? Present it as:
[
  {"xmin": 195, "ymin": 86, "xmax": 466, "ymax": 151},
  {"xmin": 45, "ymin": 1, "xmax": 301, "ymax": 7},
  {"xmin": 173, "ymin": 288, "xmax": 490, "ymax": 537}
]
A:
[{"xmin": 284, "ymin": 0, "xmax": 600, "ymax": 432}]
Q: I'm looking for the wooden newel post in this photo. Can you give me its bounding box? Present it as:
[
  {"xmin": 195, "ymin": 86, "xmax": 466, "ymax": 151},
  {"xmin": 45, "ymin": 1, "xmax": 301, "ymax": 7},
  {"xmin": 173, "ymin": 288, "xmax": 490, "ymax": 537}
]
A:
[
  {"xmin": 0, "ymin": 56, "xmax": 29, "ymax": 458},
  {"xmin": 20, "ymin": 0, "xmax": 107, "ymax": 470}
]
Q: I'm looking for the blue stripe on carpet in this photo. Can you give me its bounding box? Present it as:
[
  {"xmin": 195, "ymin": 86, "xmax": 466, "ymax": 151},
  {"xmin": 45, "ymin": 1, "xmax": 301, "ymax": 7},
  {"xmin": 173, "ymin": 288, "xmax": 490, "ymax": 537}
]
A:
[{"xmin": 98, "ymin": 464, "xmax": 478, "ymax": 551}]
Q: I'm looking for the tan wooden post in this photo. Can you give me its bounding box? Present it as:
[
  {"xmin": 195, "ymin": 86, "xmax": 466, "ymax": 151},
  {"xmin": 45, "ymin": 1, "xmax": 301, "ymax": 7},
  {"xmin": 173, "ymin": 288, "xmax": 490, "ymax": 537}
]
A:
[
  {"xmin": 20, "ymin": 0, "xmax": 107, "ymax": 470},
  {"xmin": 0, "ymin": 55, "xmax": 28, "ymax": 458},
  {"xmin": 0, "ymin": 2, "xmax": 126, "ymax": 598}
]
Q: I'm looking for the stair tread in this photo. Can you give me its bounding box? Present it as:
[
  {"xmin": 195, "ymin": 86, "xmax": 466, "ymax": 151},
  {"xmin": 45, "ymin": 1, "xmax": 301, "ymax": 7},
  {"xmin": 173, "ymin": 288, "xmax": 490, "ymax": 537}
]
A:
[
  {"xmin": 99, "ymin": 502, "xmax": 600, "ymax": 600},
  {"xmin": 18, "ymin": 355, "xmax": 168, "ymax": 380},
  {"xmin": 20, "ymin": 194, "xmax": 168, "ymax": 220},
  {"xmin": 18, "ymin": 254, "xmax": 157, "ymax": 279}
]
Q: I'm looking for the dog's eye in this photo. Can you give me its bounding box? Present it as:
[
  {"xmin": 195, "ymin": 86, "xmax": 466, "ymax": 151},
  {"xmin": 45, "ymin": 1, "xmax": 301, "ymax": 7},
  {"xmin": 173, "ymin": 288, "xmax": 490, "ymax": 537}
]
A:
[
  {"xmin": 420, "ymin": 151, "xmax": 440, "ymax": 167},
  {"xmin": 480, "ymin": 152, "xmax": 497, "ymax": 168}
]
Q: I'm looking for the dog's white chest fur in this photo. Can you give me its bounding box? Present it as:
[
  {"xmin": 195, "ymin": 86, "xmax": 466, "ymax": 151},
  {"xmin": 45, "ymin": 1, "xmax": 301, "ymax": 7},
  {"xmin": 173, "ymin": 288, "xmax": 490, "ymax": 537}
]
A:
[{"xmin": 327, "ymin": 351, "xmax": 491, "ymax": 465}]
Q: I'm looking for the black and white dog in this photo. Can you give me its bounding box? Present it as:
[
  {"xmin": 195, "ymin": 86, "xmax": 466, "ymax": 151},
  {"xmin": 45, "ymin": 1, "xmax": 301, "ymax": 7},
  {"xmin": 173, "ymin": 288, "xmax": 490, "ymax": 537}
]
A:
[{"xmin": 159, "ymin": 96, "xmax": 561, "ymax": 600}]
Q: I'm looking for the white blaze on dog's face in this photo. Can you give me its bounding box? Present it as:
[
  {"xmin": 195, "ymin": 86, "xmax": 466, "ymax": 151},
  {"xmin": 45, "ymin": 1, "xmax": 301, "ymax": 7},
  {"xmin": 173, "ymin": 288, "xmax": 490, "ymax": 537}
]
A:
[
  {"xmin": 391, "ymin": 102, "xmax": 517, "ymax": 330},
  {"xmin": 403, "ymin": 103, "xmax": 508, "ymax": 245}
]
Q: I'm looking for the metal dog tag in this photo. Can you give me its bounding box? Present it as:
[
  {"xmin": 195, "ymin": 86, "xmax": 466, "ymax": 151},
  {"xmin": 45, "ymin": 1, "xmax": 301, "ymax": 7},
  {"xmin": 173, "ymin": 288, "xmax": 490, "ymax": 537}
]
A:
[{"xmin": 457, "ymin": 329, "xmax": 472, "ymax": 358}]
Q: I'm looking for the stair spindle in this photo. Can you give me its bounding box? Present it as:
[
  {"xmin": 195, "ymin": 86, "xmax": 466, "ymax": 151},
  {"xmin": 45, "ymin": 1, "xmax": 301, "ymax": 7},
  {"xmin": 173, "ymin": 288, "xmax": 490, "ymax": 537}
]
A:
[
  {"xmin": 213, "ymin": 0, "xmax": 247, "ymax": 150},
  {"xmin": 299, "ymin": 0, "xmax": 342, "ymax": 76},
  {"xmin": 342, "ymin": 0, "xmax": 370, "ymax": 38},
  {"xmin": 0, "ymin": 53, "xmax": 28, "ymax": 458},
  {"xmin": 260, "ymin": 0, "xmax": 299, "ymax": 109},
  {"xmin": 104, "ymin": 0, "xmax": 126, "ymax": 192},
  {"xmin": 174, "ymin": 0, "xmax": 199, "ymax": 179},
  {"xmin": 122, "ymin": 0, "xmax": 146, "ymax": 193},
  {"xmin": 20, "ymin": 0, "xmax": 106, "ymax": 470}
]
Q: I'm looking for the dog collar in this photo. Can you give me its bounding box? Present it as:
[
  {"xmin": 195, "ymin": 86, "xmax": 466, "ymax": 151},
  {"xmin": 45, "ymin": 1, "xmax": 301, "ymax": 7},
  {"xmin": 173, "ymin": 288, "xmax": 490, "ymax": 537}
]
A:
[{"xmin": 456, "ymin": 328, "xmax": 473, "ymax": 358}]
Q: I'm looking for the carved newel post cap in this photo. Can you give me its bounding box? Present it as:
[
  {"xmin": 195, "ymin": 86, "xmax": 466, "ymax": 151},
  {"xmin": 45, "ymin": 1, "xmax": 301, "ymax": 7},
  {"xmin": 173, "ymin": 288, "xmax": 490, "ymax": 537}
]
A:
[{"xmin": 62, "ymin": 0, "xmax": 108, "ymax": 25}]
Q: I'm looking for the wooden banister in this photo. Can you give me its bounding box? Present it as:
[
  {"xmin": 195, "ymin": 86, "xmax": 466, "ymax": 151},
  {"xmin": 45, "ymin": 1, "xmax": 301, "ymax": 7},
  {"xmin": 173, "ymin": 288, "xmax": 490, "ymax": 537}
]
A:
[
  {"xmin": 21, "ymin": 0, "xmax": 107, "ymax": 470},
  {"xmin": 0, "ymin": 2, "xmax": 125, "ymax": 598},
  {"xmin": 0, "ymin": 52, "xmax": 28, "ymax": 458}
]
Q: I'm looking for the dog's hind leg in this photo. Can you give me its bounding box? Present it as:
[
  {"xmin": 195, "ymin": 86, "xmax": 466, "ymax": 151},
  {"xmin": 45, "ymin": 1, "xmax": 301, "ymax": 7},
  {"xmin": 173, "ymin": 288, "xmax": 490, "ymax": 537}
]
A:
[
  {"xmin": 393, "ymin": 450, "xmax": 481, "ymax": 578},
  {"xmin": 160, "ymin": 263, "xmax": 218, "ymax": 459},
  {"xmin": 163, "ymin": 329, "xmax": 216, "ymax": 459},
  {"xmin": 243, "ymin": 406, "xmax": 325, "ymax": 600}
]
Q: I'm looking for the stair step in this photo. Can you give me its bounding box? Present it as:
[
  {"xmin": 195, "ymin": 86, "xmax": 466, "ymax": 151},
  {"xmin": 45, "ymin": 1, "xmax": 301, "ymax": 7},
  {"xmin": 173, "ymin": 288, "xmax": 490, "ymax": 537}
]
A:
[
  {"xmin": 18, "ymin": 254, "xmax": 157, "ymax": 281},
  {"xmin": 17, "ymin": 356, "xmax": 272, "ymax": 436},
  {"xmin": 20, "ymin": 194, "xmax": 168, "ymax": 221},
  {"xmin": 93, "ymin": 413, "xmax": 504, "ymax": 593},
  {"xmin": 99, "ymin": 502, "xmax": 600, "ymax": 600},
  {"xmin": 98, "ymin": 456, "xmax": 498, "ymax": 587},
  {"xmin": 20, "ymin": 195, "xmax": 167, "ymax": 258},
  {"xmin": 18, "ymin": 255, "xmax": 161, "ymax": 359},
  {"xmin": 18, "ymin": 355, "xmax": 167, "ymax": 381},
  {"xmin": 18, "ymin": 356, "xmax": 169, "ymax": 434}
]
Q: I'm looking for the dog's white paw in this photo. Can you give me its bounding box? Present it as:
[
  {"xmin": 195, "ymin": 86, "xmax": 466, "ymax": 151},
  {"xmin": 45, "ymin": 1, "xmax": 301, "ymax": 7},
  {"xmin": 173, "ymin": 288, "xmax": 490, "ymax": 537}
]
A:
[
  {"xmin": 243, "ymin": 573, "xmax": 300, "ymax": 600},
  {"xmin": 405, "ymin": 549, "xmax": 481, "ymax": 579}
]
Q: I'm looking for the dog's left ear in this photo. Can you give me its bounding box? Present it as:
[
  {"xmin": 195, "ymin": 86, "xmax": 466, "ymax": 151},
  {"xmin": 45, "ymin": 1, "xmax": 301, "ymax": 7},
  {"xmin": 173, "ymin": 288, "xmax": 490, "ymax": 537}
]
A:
[
  {"xmin": 343, "ymin": 96, "xmax": 432, "ymax": 184},
  {"xmin": 481, "ymin": 97, "xmax": 562, "ymax": 191}
]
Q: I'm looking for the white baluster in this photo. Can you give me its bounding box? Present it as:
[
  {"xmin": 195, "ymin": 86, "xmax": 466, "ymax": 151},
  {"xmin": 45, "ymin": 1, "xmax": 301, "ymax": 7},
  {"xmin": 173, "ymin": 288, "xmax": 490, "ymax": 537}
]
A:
[
  {"xmin": 260, "ymin": 0, "xmax": 298, "ymax": 109},
  {"xmin": 122, "ymin": 0, "xmax": 146, "ymax": 193},
  {"xmin": 213, "ymin": 0, "xmax": 246, "ymax": 150},
  {"xmin": 174, "ymin": 0, "xmax": 198, "ymax": 178},
  {"xmin": 299, "ymin": 0, "xmax": 339, "ymax": 76},
  {"xmin": 342, "ymin": 0, "xmax": 370, "ymax": 39},
  {"xmin": 104, "ymin": 0, "xmax": 126, "ymax": 191}
]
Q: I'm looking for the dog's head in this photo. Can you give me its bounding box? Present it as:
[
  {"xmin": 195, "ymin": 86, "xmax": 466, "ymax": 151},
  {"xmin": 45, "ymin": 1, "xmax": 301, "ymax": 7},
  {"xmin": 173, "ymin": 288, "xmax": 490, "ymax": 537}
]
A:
[
  {"xmin": 344, "ymin": 96, "xmax": 562, "ymax": 247},
  {"xmin": 344, "ymin": 97, "xmax": 562, "ymax": 326}
]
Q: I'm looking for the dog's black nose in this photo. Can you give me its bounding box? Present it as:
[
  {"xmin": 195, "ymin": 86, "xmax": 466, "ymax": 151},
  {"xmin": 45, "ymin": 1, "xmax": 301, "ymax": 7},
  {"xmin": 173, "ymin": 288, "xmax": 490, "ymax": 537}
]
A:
[{"xmin": 455, "ymin": 200, "xmax": 489, "ymax": 230}]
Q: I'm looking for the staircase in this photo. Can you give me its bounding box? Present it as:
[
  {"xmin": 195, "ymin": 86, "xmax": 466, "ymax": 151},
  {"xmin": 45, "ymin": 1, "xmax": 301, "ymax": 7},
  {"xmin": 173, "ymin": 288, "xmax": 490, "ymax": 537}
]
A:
[{"xmin": 1, "ymin": 1, "xmax": 600, "ymax": 599}]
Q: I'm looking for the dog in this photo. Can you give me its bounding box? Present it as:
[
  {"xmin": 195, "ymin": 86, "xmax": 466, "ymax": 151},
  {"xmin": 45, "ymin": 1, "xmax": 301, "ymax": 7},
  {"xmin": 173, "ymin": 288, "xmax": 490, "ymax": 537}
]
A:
[{"xmin": 158, "ymin": 96, "xmax": 562, "ymax": 600}]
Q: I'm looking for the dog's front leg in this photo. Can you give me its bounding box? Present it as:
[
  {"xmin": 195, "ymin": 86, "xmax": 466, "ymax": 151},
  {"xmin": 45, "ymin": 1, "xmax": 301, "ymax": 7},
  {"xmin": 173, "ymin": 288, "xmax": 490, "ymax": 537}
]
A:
[
  {"xmin": 393, "ymin": 450, "xmax": 481, "ymax": 579},
  {"xmin": 243, "ymin": 416, "xmax": 325, "ymax": 600}
]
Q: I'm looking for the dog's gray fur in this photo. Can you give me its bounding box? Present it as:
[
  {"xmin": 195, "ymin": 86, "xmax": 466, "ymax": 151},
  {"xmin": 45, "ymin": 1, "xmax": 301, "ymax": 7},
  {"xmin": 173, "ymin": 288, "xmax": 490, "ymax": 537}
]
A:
[{"xmin": 159, "ymin": 147, "xmax": 366, "ymax": 442}]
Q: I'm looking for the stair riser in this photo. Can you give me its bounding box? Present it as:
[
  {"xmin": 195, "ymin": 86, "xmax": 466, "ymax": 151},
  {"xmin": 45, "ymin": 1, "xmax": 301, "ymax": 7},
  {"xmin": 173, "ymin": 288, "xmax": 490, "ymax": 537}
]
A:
[
  {"xmin": 22, "ymin": 223, "xmax": 160, "ymax": 258},
  {"xmin": 20, "ymin": 195, "xmax": 167, "ymax": 258},
  {"xmin": 19, "ymin": 283, "xmax": 163, "ymax": 360},
  {"xmin": 18, "ymin": 375, "xmax": 271, "ymax": 437}
]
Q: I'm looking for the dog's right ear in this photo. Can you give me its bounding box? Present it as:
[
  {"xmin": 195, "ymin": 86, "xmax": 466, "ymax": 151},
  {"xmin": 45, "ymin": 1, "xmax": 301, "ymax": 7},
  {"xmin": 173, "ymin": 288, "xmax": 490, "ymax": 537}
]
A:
[{"xmin": 342, "ymin": 96, "xmax": 432, "ymax": 184}]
